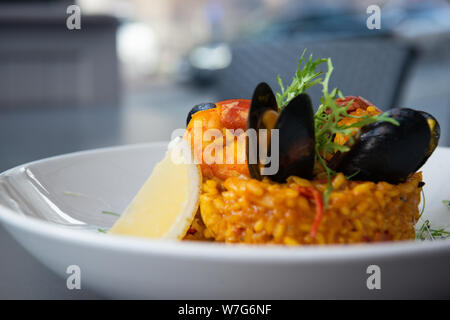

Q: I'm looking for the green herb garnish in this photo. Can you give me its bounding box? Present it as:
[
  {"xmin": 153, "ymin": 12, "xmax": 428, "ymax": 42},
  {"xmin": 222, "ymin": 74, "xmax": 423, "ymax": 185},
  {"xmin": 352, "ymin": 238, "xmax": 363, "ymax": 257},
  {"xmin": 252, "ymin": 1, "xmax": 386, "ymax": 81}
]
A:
[
  {"xmin": 419, "ymin": 189, "xmax": 426, "ymax": 219},
  {"xmin": 315, "ymin": 59, "xmax": 399, "ymax": 156},
  {"xmin": 276, "ymin": 52, "xmax": 399, "ymax": 207},
  {"xmin": 276, "ymin": 50, "xmax": 326, "ymax": 110},
  {"xmin": 416, "ymin": 219, "xmax": 450, "ymax": 240},
  {"xmin": 97, "ymin": 228, "xmax": 108, "ymax": 233},
  {"xmin": 101, "ymin": 210, "xmax": 121, "ymax": 217}
]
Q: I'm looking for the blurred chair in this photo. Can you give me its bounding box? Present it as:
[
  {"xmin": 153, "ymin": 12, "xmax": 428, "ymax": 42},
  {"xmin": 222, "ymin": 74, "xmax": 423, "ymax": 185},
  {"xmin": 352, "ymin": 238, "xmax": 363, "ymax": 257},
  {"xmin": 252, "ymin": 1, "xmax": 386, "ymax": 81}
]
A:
[
  {"xmin": 215, "ymin": 39, "xmax": 416, "ymax": 110},
  {"xmin": 0, "ymin": 3, "xmax": 120, "ymax": 109}
]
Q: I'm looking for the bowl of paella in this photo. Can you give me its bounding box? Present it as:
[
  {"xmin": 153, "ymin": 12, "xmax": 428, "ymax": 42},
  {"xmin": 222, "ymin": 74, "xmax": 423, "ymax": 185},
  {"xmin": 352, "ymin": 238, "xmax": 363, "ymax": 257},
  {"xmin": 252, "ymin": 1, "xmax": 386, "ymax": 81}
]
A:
[
  {"xmin": 0, "ymin": 52, "xmax": 449, "ymax": 299},
  {"xmin": 110, "ymin": 52, "xmax": 444, "ymax": 246}
]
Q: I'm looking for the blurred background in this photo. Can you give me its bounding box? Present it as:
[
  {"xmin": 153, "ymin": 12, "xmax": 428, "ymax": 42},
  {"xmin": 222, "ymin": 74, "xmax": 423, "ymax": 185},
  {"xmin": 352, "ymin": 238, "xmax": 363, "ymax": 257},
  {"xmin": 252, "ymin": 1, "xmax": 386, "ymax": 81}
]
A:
[
  {"xmin": 0, "ymin": 0, "xmax": 450, "ymax": 172},
  {"xmin": 0, "ymin": 0, "xmax": 449, "ymax": 298}
]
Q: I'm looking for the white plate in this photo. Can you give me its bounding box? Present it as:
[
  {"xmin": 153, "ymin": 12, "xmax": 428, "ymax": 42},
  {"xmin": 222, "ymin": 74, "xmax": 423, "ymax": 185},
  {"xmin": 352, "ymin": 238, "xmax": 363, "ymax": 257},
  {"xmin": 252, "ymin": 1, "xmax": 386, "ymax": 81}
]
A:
[{"xmin": 0, "ymin": 142, "xmax": 449, "ymax": 299}]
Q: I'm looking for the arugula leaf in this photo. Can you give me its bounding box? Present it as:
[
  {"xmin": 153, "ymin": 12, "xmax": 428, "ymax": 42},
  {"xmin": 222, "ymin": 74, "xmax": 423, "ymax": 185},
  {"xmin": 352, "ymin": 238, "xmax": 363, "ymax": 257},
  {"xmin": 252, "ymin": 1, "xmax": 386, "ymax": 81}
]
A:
[{"xmin": 276, "ymin": 49, "xmax": 326, "ymax": 110}]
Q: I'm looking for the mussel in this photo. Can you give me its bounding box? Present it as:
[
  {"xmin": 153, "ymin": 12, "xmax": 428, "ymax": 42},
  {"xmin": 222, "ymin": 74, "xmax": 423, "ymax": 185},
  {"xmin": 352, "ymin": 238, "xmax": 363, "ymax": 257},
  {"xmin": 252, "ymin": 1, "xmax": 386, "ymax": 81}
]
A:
[
  {"xmin": 418, "ymin": 110, "xmax": 441, "ymax": 169},
  {"xmin": 186, "ymin": 83, "xmax": 440, "ymax": 186},
  {"xmin": 328, "ymin": 108, "xmax": 440, "ymax": 184},
  {"xmin": 186, "ymin": 102, "xmax": 216, "ymax": 126},
  {"xmin": 246, "ymin": 82, "xmax": 316, "ymax": 182}
]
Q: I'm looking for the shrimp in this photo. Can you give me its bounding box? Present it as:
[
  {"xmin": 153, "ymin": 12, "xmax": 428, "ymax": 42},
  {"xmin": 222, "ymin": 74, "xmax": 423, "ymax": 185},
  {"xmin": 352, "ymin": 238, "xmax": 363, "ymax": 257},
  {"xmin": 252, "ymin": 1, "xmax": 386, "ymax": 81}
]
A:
[{"xmin": 184, "ymin": 99, "xmax": 251, "ymax": 180}]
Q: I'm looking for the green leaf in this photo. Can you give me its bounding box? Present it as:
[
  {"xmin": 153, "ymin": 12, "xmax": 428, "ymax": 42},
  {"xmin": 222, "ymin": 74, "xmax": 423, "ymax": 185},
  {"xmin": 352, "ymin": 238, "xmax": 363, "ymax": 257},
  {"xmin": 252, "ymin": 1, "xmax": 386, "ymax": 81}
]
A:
[
  {"xmin": 101, "ymin": 210, "xmax": 121, "ymax": 217},
  {"xmin": 416, "ymin": 219, "xmax": 450, "ymax": 240},
  {"xmin": 276, "ymin": 75, "xmax": 284, "ymax": 93},
  {"xmin": 275, "ymin": 50, "xmax": 326, "ymax": 110},
  {"xmin": 419, "ymin": 189, "xmax": 426, "ymax": 219}
]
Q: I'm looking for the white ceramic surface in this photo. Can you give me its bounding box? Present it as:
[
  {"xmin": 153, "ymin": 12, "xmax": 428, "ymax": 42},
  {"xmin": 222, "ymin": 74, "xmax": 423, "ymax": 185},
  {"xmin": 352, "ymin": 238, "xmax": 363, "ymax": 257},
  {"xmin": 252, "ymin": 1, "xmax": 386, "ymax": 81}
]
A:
[{"xmin": 0, "ymin": 142, "xmax": 449, "ymax": 299}]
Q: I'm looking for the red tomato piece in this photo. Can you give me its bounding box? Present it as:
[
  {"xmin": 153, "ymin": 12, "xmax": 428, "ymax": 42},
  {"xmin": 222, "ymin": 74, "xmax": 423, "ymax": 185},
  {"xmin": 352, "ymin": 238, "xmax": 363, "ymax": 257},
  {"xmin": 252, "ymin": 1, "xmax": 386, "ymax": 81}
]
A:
[
  {"xmin": 216, "ymin": 99, "xmax": 251, "ymax": 131},
  {"xmin": 335, "ymin": 96, "xmax": 382, "ymax": 113}
]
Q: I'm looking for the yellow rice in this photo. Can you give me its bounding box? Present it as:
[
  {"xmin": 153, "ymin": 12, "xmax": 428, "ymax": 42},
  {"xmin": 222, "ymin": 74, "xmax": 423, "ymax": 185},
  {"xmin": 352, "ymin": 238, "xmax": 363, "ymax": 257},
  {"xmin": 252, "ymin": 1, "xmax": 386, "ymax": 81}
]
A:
[{"xmin": 184, "ymin": 172, "xmax": 422, "ymax": 245}]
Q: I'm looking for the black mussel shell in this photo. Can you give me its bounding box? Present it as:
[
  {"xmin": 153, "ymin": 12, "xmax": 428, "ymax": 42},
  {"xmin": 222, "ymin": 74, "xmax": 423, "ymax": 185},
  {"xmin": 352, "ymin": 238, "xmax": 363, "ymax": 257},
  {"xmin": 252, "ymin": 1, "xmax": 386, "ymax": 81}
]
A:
[
  {"xmin": 247, "ymin": 82, "xmax": 278, "ymax": 130},
  {"xmin": 416, "ymin": 110, "xmax": 440, "ymax": 171},
  {"xmin": 270, "ymin": 93, "xmax": 315, "ymax": 182},
  {"xmin": 246, "ymin": 82, "xmax": 278, "ymax": 180},
  {"xmin": 186, "ymin": 102, "xmax": 216, "ymax": 126},
  {"xmin": 246, "ymin": 82, "xmax": 315, "ymax": 182},
  {"xmin": 328, "ymin": 108, "xmax": 439, "ymax": 184}
]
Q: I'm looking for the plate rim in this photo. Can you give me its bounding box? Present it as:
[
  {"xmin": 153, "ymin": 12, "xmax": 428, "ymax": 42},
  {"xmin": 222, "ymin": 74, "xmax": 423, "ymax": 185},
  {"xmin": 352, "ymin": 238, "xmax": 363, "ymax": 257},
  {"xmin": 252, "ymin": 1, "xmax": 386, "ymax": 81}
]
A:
[{"xmin": 0, "ymin": 142, "xmax": 449, "ymax": 264}]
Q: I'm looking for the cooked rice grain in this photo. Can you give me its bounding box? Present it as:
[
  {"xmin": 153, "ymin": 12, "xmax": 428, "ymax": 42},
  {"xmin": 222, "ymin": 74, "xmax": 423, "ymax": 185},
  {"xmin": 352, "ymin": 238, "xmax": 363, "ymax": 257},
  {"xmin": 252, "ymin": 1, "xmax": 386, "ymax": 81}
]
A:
[{"xmin": 184, "ymin": 172, "xmax": 422, "ymax": 245}]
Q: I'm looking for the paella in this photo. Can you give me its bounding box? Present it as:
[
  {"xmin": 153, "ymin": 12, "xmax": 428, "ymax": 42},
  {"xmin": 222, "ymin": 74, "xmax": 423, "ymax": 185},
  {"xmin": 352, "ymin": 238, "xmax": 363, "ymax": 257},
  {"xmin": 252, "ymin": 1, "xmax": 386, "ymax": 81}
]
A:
[{"xmin": 110, "ymin": 52, "xmax": 441, "ymax": 245}]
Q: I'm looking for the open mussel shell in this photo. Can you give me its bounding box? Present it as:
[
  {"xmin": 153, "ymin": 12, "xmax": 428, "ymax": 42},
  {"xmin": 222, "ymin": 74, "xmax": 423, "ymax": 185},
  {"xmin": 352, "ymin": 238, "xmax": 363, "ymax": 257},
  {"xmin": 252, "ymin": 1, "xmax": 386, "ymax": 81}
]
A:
[
  {"xmin": 247, "ymin": 82, "xmax": 278, "ymax": 130},
  {"xmin": 246, "ymin": 82, "xmax": 315, "ymax": 182},
  {"xmin": 417, "ymin": 110, "xmax": 440, "ymax": 170},
  {"xmin": 271, "ymin": 93, "xmax": 315, "ymax": 182},
  {"xmin": 246, "ymin": 82, "xmax": 278, "ymax": 180},
  {"xmin": 186, "ymin": 102, "xmax": 216, "ymax": 126},
  {"xmin": 328, "ymin": 108, "xmax": 440, "ymax": 184}
]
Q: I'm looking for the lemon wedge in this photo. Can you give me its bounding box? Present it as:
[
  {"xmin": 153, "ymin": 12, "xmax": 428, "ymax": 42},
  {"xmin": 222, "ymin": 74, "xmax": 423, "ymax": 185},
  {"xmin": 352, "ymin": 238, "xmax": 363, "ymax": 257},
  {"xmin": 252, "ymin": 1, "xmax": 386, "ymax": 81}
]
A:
[{"xmin": 109, "ymin": 138, "xmax": 201, "ymax": 239}]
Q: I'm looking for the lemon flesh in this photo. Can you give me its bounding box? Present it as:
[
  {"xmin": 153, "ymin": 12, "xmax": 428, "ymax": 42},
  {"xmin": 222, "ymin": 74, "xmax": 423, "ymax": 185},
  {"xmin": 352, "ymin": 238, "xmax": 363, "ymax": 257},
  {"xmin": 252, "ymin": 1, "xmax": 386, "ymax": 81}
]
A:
[{"xmin": 109, "ymin": 139, "xmax": 201, "ymax": 239}]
